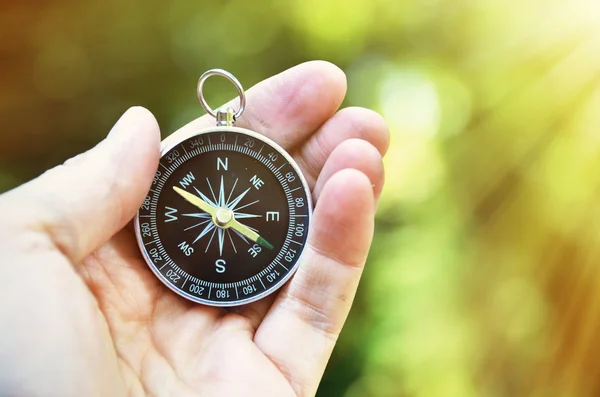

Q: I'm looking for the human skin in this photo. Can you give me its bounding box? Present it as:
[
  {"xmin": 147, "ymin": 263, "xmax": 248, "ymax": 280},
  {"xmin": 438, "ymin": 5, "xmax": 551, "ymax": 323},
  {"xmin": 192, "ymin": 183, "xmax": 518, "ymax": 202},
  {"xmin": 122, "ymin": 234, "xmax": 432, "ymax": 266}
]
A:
[{"xmin": 0, "ymin": 61, "xmax": 389, "ymax": 397}]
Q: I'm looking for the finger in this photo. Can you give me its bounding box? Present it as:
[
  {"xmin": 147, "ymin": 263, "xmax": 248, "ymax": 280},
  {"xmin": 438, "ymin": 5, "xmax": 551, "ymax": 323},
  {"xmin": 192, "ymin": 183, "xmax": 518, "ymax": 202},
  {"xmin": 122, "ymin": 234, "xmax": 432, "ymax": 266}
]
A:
[
  {"xmin": 293, "ymin": 106, "xmax": 389, "ymax": 188},
  {"xmin": 312, "ymin": 139, "xmax": 384, "ymax": 203},
  {"xmin": 162, "ymin": 61, "xmax": 347, "ymax": 151},
  {"xmin": 253, "ymin": 169, "xmax": 375, "ymax": 397},
  {"xmin": 238, "ymin": 140, "xmax": 383, "ymax": 330},
  {"xmin": 235, "ymin": 294, "xmax": 277, "ymax": 332},
  {"xmin": 2, "ymin": 107, "xmax": 161, "ymax": 263}
]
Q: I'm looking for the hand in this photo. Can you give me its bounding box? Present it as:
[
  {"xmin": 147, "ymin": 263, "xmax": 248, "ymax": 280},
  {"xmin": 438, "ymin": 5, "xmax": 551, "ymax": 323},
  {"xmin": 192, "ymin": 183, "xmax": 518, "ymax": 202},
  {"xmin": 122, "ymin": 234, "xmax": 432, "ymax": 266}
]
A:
[{"xmin": 0, "ymin": 61, "xmax": 389, "ymax": 397}]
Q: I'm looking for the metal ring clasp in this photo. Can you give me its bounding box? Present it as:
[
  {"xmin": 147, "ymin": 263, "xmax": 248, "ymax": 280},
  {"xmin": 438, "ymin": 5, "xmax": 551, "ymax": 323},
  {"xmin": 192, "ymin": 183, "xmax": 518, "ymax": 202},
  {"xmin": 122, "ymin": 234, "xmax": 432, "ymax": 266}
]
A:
[{"xmin": 197, "ymin": 69, "xmax": 246, "ymax": 123}]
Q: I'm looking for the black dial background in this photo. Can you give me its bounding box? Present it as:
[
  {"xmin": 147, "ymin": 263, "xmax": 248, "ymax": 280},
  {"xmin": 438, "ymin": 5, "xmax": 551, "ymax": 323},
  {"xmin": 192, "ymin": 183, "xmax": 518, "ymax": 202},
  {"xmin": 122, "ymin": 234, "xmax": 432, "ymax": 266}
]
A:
[
  {"xmin": 136, "ymin": 129, "xmax": 311, "ymax": 306},
  {"xmin": 157, "ymin": 150, "xmax": 289, "ymax": 283}
]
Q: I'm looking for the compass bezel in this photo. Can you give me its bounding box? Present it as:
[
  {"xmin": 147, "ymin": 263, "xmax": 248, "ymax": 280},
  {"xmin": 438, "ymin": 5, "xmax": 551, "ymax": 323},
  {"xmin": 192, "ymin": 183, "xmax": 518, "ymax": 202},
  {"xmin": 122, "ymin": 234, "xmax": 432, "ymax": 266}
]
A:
[{"xmin": 134, "ymin": 126, "xmax": 313, "ymax": 307}]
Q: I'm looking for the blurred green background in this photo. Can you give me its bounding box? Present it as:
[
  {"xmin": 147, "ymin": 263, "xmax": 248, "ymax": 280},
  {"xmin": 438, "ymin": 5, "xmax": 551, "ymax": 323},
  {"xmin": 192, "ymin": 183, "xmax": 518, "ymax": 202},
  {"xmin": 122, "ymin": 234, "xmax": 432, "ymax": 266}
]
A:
[{"xmin": 3, "ymin": 0, "xmax": 600, "ymax": 395}]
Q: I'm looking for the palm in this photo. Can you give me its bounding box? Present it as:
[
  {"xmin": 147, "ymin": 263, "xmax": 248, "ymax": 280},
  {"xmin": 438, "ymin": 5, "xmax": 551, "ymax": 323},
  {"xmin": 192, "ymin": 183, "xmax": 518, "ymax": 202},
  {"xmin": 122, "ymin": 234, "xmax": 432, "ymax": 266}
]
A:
[
  {"xmin": 80, "ymin": 226, "xmax": 295, "ymax": 397},
  {"xmin": 1, "ymin": 62, "xmax": 388, "ymax": 397}
]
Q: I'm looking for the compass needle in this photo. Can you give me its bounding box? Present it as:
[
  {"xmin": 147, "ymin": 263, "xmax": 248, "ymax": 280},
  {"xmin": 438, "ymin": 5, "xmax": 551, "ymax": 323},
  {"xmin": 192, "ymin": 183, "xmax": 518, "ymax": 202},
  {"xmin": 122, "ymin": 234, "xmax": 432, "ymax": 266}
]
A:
[
  {"xmin": 232, "ymin": 229, "xmax": 250, "ymax": 245},
  {"xmin": 193, "ymin": 186, "xmax": 217, "ymax": 208},
  {"xmin": 229, "ymin": 219, "xmax": 273, "ymax": 250},
  {"xmin": 173, "ymin": 186, "xmax": 217, "ymax": 216},
  {"xmin": 136, "ymin": 69, "xmax": 312, "ymax": 306}
]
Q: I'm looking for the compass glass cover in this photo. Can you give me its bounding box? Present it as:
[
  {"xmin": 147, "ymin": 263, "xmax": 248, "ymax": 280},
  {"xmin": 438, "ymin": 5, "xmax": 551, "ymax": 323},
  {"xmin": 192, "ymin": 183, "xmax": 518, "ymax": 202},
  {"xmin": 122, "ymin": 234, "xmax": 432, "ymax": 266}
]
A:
[{"xmin": 136, "ymin": 129, "xmax": 311, "ymax": 306}]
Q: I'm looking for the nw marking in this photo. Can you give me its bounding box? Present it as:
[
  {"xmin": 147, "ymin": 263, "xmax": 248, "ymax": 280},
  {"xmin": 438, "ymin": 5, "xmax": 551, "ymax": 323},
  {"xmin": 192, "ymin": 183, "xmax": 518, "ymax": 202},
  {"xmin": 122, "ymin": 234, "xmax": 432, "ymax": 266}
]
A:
[{"xmin": 179, "ymin": 172, "xmax": 195, "ymax": 188}]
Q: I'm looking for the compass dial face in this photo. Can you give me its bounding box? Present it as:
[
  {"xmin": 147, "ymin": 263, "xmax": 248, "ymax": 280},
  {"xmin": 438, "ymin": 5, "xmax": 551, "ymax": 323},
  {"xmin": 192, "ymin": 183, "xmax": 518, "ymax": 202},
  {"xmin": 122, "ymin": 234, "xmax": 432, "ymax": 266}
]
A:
[{"xmin": 135, "ymin": 128, "xmax": 312, "ymax": 306}]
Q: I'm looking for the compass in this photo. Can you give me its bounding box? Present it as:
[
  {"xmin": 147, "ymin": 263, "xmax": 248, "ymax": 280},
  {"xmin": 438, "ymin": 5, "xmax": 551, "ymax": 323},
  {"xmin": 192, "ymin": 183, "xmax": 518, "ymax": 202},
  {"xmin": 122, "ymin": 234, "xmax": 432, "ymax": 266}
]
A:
[{"xmin": 135, "ymin": 70, "xmax": 312, "ymax": 306}]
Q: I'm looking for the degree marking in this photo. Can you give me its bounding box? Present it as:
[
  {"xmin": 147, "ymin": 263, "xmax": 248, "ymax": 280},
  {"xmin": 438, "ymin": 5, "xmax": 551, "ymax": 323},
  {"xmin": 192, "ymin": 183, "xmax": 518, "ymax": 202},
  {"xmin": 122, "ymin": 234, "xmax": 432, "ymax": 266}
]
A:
[{"xmin": 275, "ymin": 163, "xmax": 287, "ymax": 173}]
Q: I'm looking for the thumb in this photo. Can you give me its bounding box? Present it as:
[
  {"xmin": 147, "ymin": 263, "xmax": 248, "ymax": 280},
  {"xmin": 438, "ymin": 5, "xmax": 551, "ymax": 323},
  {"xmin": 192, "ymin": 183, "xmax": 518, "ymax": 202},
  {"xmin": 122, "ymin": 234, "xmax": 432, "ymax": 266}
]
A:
[{"xmin": 1, "ymin": 106, "xmax": 161, "ymax": 263}]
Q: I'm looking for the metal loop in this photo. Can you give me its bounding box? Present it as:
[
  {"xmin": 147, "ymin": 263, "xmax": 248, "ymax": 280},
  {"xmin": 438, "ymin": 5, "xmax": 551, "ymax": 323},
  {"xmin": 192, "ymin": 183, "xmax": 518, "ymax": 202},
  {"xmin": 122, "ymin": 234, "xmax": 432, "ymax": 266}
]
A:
[{"xmin": 197, "ymin": 69, "xmax": 246, "ymax": 120}]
